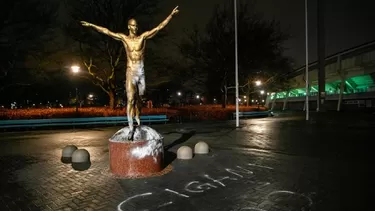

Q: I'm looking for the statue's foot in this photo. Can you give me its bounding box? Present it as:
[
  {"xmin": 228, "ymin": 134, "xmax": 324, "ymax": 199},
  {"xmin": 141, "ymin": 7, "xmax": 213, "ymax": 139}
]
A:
[
  {"xmin": 135, "ymin": 118, "xmax": 140, "ymax": 126},
  {"xmin": 127, "ymin": 130, "xmax": 135, "ymax": 141}
]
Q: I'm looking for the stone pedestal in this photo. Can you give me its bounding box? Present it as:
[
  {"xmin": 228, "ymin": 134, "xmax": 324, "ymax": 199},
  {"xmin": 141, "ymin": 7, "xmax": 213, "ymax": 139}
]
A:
[{"xmin": 109, "ymin": 126, "xmax": 164, "ymax": 178}]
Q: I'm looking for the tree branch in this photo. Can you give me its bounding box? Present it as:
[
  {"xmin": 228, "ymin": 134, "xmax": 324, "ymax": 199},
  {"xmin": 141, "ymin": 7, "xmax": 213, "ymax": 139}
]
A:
[{"xmin": 83, "ymin": 57, "xmax": 105, "ymax": 84}]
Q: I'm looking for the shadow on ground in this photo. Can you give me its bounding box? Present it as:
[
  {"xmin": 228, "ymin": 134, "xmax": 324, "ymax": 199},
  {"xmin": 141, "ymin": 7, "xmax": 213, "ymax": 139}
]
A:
[
  {"xmin": 164, "ymin": 131, "xmax": 196, "ymax": 151},
  {"xmin": 162, "ymin": 131, "xmax": 196, "ymax": 167}
]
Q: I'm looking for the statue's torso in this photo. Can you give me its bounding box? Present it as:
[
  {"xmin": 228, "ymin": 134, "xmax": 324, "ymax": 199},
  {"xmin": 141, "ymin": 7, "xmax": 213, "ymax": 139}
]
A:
[{"xmin": 122, "ymin": 35, "xmax": 146, "ymax": 66}]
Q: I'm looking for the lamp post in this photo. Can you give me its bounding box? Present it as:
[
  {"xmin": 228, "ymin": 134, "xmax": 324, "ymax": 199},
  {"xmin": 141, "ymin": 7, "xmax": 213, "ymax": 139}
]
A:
[
  {"xmin": 177, "ymin": 92, "xmax": 182, "ymax": 106},
  {"xmin": 234, "ymin": 0, "xmax": 239, "ymax": 127},
  {"xmin": 71, "ymin": 65, "xmax": 80, "ymax": 113},
  {"xmin": 305, "ymin": 0, "xmax": 309, "ymax": 120}
]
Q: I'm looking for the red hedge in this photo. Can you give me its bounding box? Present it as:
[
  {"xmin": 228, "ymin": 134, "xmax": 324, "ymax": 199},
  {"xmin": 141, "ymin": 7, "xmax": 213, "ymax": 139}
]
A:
[{"xmin": 0, "ymin": 105, "xmax": 267, "ymax": 121}]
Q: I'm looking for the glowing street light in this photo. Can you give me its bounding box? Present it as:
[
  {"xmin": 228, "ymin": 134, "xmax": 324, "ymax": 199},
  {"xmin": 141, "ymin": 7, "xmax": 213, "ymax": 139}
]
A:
[
  {"xmin": 71, "ymin": 65, "xmax": 80, "ymax": 73},
  {"xmin": 177, "ymin": 91, "xmax": 181, "ymax": 96},
  {"xmin": 255, "ymin": 80, "xmax": 262, "ymax": 86},
  {"xmin": 196, "ymin": 95, "xmax": 200, "ymax": 99},
  {"xmin": 260, "ymin": 90, "xmax": 265, "ymax": 95}
]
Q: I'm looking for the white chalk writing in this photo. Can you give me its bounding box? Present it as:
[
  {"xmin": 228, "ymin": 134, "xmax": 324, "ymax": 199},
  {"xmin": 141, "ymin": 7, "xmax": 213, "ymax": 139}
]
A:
[
  {"xmin": 157, "ymin": 201, "xmax": 173, "ymax": 208},
  {"xmin": 117, "ymin": 162, "xmax": 312, "ymax": 211},
  {"xmin": 225, "ymin": 166, "xmax": 254, "ymax": 178},
  {"xmin": 267, "ymin": 190, "xmax": 313, "ymax": 206},
  {"xmin": 247, "ymin": 163, "xmax": 273, "ymax": 170},
  {"xmin": 117, "ymin": 192, "xmax": 152, "ymax": 211},
  {"xmin": 242, "ymin": 190, "xmax": 313, "ymax": 211},
  {"xmin": 185, "ymin": 181, "xmax": 204, "ymax": 193},
  {"xmin": 184, "ymin": 181, "xmax": 218, "ymax": 193},
  {"xmin": 164, "ymin": 188, "xmax": 190, "ymax": 198}
]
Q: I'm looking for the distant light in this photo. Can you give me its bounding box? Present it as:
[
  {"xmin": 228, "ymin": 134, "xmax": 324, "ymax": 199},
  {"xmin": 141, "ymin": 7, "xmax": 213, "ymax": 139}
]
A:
[
  {"xmin": 71, "ymin": 65, "xmax": 80, "ymax": 73},
  {"xmin": 260, "ymin": 90, "xmax": 265, "ymax": 95},
  {"xmin": 196, "ymin": 95, "xmax": 200, "ymax": 99},
  {"xmin": 255, "ymin": 80, "xmax": 262, "ymax": 86},
  {"xmin": 251, "ymin": 100, "xmax": 254, "ymax": 102},
  {"xmin": 88, "ymin": 94, "xmax": 94, "ymax": 98},
  {"xmin": 238, "ymin": 99, "xmax": 241, "ymax": 102},
  {"xmin": 262, "ymin": 100, "xmax": 265, "ymax": 102},
  {"xmin": 243, "ymin": 96, "xmax": 246, "ymax": 98},
  {"xmin": 267, "ymin": 92, "xmax": 270, "ymax": 95},
  {"xmin": 177, "ymin": 92, "xmax": 181, "ymax": 96}
]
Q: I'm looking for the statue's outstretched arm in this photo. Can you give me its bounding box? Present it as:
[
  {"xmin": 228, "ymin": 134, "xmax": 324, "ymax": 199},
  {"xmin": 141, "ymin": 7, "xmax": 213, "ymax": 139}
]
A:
[
  {"xmin": 141, "ymin": 6, "xmax": 179, "ymax": 39},
  {"xmin": 81, "ymin": 21, "xmax": 123, "ymax": 41}
]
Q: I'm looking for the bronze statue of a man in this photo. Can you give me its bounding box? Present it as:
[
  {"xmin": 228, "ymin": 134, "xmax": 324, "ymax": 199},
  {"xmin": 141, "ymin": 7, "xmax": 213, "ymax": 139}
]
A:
[{"xmin": 81, "ymin": 6, "xmax": 179, "ymax": 140}]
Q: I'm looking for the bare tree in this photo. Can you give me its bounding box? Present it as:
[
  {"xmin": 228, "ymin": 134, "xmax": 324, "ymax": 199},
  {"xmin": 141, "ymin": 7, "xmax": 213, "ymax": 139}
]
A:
[{"xmin": 178, "ymin": 1, "xmax": 291, "ymax": 108}]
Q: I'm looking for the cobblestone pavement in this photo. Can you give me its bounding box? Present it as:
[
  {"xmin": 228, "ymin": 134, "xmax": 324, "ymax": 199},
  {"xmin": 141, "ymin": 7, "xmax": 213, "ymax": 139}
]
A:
[{"xmin": 0, "ymin": 112, "xmax": 372, "ymax": 211}]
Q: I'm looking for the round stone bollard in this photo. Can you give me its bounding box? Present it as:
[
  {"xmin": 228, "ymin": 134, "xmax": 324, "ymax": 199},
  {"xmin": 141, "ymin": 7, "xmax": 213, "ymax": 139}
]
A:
[
  {"xmin": 109, "ymin": 126, "xmax": 164, "ymax": 178},
  {"xmin": 71, "ymin": 149, "xmax": 91, "ymax": 171},
  {"xmin": 61, "ymin": 145, "xmax": 78, "ymax": 163},
  {"xmin": 194, "ymin": 141, "xmax": 209, "ymax": 154},
  {"xmin": 177, "ymin": 146, "xmax": 193, "ymax": 160},
  {"xmin": 72, "ymin": 149, "xmax": 90, "ymax": 163}
]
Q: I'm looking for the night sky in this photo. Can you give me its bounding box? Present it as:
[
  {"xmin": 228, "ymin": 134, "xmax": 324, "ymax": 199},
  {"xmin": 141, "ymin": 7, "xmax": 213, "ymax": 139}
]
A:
[
  {"xmin": 3, "ymin": 0, "xmax": 375, "ymax": 105},
  {"xmin": 156, "ymin": 0, "xmax": 375, "ymax": 67}
]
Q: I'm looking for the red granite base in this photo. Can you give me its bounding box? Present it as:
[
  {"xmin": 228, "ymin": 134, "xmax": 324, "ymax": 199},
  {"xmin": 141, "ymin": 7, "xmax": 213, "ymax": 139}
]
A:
[{"xmin": 109, "ymin": 140, "xmax": 163, "ymax": 178}]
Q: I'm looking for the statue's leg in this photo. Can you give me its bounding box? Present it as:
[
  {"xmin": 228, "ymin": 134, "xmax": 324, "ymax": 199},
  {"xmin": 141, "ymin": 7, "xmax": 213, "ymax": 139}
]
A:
[
  {"xmin": 138, "ymin": 74, "xmax": 146, "ymax": 96},
  {"xmin": 135, "ymin": 92, "xmax": 141, "ymax": 126},
  {"xmin": 126, "ymin": 77, "xmax": 136, "ymax": 140},
  {"xmin": 135, "ymin": 73, "xmax": 145, "ymax": 126}
]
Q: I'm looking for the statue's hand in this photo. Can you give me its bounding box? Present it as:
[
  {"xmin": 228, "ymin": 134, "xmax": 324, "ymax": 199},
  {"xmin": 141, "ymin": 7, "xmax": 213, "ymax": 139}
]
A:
[
  {"xmin": 171, "ymin": 6, "xmax": 179, "ymax": 16},
  {"xmin": 80, "ymin": 21, "xmax": 91, "ymax": 27}
]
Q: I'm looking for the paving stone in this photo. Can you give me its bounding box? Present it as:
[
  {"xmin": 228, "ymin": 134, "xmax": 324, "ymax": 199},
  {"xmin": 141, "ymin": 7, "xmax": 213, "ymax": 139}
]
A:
[{"xmin": 0, "ymin": 113, "xmax": 372, "ymax": 210}]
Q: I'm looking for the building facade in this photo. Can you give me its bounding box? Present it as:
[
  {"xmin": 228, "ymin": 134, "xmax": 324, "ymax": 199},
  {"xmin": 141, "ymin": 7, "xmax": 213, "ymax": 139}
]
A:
[{"xmin": 268, "ymin": 41, "xmax": 375, "ymax": 111}]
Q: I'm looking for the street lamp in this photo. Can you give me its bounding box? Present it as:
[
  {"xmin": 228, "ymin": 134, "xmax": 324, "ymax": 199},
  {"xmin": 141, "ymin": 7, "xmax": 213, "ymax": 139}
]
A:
[
  {"xmin": 71, "ymin": 65, "xmax": 80, "ymax": 113},
  {"xmin": 234, "ymin": 0, "xmax": 239, "ymax": 127},
  {"xmin": 255, "ymin": 80, "xmax": 262, "ymax": 86},
  {"xmin": 305, "ymin": 0, "xmax": 310, "ymax": 120},
  {"xmin": 71, "ymin": 65, "xmax": 80, "ymax": 73}
]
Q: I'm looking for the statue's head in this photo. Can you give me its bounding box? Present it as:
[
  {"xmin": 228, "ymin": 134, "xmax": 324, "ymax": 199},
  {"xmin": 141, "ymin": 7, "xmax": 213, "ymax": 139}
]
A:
[{"xmin": 128, "ymin": 19, "xmax": 138, "ymax": 35}]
